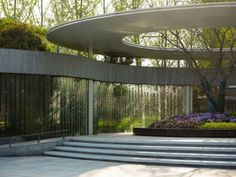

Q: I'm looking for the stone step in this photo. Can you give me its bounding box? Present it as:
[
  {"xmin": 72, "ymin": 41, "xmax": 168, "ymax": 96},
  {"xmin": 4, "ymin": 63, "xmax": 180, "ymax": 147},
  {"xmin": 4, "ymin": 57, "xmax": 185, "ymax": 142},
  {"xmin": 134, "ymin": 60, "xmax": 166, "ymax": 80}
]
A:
[
  {"xmin": 44, "ymin": 150, "xmax": 236, "ymax": 168},
  {"xmin": 54, "ymin": 146, "xmax": 236, "ymax": 161},
  {"xmin": 71, "ymin": 137, "xmax": 236, "ymax": 147},
  {"xmin": 63, "ymin": 141, "xmax": 236, "ymax": 154}
]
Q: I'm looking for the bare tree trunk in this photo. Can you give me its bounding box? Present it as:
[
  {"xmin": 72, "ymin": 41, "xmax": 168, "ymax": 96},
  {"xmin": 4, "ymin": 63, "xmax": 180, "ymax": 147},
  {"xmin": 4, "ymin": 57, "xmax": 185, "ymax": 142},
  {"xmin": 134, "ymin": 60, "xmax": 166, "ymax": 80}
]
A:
[
  {"xmin": 201, "ymin": 77, "xmax": 226, "ymax": 113},
  {"xmin": 41, "ymin": 0, "xmax": 43, "ymax": 27},
  {"xmin": 218, "ymin": 79, "xmax": 226, "ymax": 113},
  {"xmin": 75, "ymin": 0, "xmax": 78, "ymax": 19},
  {"xmin": 103, "ymin": 0, "xmax": 106, "ymax": 14},
  {"xmin": 201, "ymin": 77, "xmax": 218, "ymax": 113},
  {"xmin": 80, "ymin": 0, "xmax": 83, "ymax": 18},
  {"xmin": 14, "ymin": 0, "xmax": 16, "ymax": 19}
]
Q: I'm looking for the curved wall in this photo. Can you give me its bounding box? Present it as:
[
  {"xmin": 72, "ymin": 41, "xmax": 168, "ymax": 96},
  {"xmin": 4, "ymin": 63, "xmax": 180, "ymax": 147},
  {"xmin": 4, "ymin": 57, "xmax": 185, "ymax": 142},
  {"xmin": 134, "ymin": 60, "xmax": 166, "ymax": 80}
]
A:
[
  {"xmin": 0, "ymin": 49, "xmax": 235, "ymax": 138},
  {"xmin": 1, "ymin": 49, "xmax": 235, "ymax": 85}
]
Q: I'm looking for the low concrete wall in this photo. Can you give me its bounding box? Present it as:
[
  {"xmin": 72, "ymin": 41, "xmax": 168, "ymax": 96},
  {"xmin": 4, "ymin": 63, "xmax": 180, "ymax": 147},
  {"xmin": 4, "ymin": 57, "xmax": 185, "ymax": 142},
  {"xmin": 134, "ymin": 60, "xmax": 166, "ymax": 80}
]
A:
[
  {"xmin": 0, "ymin": 138, "xmax": 66, "ymax": 157},
  {"xmin": 133, "ymin": 128, "xmax": 236, "ymax": 137}
]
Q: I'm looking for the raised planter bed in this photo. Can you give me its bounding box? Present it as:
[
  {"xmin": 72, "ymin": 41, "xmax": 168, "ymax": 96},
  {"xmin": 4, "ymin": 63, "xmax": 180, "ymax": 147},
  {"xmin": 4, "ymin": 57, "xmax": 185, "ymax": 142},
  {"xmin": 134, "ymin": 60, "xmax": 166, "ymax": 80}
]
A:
[{"xmin": 133, "ymin": 128, "xmax": 236, "ymax": 137}]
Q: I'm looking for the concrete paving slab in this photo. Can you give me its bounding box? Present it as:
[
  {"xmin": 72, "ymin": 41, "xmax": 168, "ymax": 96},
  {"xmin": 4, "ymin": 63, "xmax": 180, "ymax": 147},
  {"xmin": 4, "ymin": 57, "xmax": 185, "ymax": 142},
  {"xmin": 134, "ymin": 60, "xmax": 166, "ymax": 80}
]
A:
[
  {"xmin": 0, "ymin": 156, "xmax": 236, "ymax": 177},
  {"xmin": 72, "ymin": 133, "xmax": 236, "ymax": 144}
]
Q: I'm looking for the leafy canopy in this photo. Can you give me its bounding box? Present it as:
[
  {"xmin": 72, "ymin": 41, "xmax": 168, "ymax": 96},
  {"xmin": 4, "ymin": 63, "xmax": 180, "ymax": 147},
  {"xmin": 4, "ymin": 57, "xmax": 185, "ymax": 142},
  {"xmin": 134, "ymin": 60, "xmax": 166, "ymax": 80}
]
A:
[{"xmin": 0, "ymin": 18, "xmax": 48, "ymax": 51}]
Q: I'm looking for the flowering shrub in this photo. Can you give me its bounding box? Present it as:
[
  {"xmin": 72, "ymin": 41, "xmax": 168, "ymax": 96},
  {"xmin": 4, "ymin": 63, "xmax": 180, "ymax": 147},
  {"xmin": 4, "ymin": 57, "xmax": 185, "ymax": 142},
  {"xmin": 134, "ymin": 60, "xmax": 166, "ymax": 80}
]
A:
[
  {"xmin": 230, "ymin": 118, "xmax": 236, "ymax": 123},
  {"xmin": 175, "ymin": 113, "xmax": 235, "ymax": 122},
  {"xmin": 149, "ymin": 113, "xmax": 236, "ymax": 129},
  {"xmin": 149, "ymin": 118, "xmax": 201, "ymax": 128}
]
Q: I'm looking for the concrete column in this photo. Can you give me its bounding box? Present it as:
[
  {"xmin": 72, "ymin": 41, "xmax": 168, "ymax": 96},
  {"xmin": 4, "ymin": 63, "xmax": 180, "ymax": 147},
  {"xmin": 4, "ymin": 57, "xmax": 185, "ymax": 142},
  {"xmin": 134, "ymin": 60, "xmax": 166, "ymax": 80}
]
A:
[
  {"xmin": 161, "ymin": 59, "xmax": 166, "ymax": 119},
  {"xmin": 184, "ymin": 86, "xmax": 193, "ymax": 114},
  {"xmin": 88, "ymin": 47, "xmax": 93, "ymax": 135},
  {"xmin": 183, "ymin": 60, "xmax": 193, "ymax": 114}
]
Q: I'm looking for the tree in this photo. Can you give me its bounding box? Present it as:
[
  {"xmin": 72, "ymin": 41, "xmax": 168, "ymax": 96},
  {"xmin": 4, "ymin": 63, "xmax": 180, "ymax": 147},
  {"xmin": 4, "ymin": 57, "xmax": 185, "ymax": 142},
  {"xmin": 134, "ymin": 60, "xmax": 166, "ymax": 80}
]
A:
[
  {"xmin": 49, "ymin": 0, "xmax": 99, "ymax": 55},
  {"xmin": 112, "ymin": 0, "xmax": 145, "ymax": 66},
  {"xmin": 50, "ymin": 0, "xmax": 99, "ymax": 24},
  {"xmin": 112, "ymin": 0, "xmax": 144, "ymax": 11},
  {"xmin": 104, "ymin": 56, "xmax": 134, "ymax": 65},
  {"xmin": 159, "ymin": 28, "xmax": 236, "ymax": 113},
  {"xmin": 0, "ymin": 18, "xmax": 47, "ymax": 51},
  {"xmin": 0, "ymin": 0, "xmax": 37, "ymax": 23}
]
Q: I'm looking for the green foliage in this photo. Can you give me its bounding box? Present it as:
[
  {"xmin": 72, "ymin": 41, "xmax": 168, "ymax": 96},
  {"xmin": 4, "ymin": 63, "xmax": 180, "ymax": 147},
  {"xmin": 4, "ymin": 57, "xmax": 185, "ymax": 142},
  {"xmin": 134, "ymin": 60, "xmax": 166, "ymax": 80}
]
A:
[
  {"xmin": 98, "ymin": 119, "xmax": 116, "ymax": 133},
  {"xmin": 117, "ymin": 117, "xmax": 143, "ymax": 132},
  {"xmin": 0, "ymin": 120, "xmax": 5, "ymax": 129},
  {"xmin": 0, "ymin": 18, "xmax": 15, "ymax": 29},
  {"xmin": 0, "ymin": 0, "xmax": 38, "ymax": 22},
  {"xmin": 98, "ymin": 116, "xmax": 158, "ymax": 133},
  {"xmin": 0, "ymin": 18, "xmax": 47, "ymax": 51},
  {"xmin": 50, "ymin": 0, "xmax": 100, "ymax": 23},
  {"xmin": 0, "ymin": 24, "xmax": 45, "ymax": 50},
  {"xmin": 113, "ymin": 84, "xmax": 128, "ymax": 97},
  {"xmin": 200, "ymin": 122, "xmax": 236, "ymax": 130},
  {"xmin": 104, "ymin": 56, "xmax": 134, "ymax": 65},
  {"xmin": 230, "ymin": 112, "xmax": 236, "ymax": 117},
  {"xmin": 112, "ymin": 0, "xmax": 144, "ymax": 11}
]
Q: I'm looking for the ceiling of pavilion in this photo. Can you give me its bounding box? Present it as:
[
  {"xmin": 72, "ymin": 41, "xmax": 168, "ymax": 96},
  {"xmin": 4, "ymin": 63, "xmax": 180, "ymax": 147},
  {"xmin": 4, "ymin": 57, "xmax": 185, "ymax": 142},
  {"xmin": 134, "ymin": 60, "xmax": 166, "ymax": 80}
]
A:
[{"xmin": 47, "ymin": 2, "xmax": 236, "ymax": 59}]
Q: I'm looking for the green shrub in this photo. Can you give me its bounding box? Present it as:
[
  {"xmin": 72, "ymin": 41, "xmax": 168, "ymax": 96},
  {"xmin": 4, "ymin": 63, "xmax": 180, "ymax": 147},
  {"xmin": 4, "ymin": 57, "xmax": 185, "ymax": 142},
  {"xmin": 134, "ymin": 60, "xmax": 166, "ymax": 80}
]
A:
[
  {"xmin": 113, "ymin": 85, "xmax": 128, "ymax": 97},
  {"xmin": 98, "ymin": 118, "xmax": 117, "ymax": 133},
  {"xmin": 0, "ymin": 18, "xmax": 15, "ymax": 29},
  {"xmin": 98, "ymin": 116, "xmax": 159, "ymax": 133},
  {"xmin": 117, "ymin": 116, "xmax": 159, "ymax": 132},
  {"xmin": 117, "ymin": 117, "xmax": 143, "ymax": 132},
  {"xmin": 230, "ymin": 112, "xmax": 236, "ymax": 117},
  {"xmin": 0, "ymin": 121, "xmax": 5, "ymax": 128},
  {"xmin": 200, "ymin": 122, "xmax": 236, "ymax": 129},
  {"xmin": 0, "ymin": 18, "xmax": 49, "ymax": 51}
]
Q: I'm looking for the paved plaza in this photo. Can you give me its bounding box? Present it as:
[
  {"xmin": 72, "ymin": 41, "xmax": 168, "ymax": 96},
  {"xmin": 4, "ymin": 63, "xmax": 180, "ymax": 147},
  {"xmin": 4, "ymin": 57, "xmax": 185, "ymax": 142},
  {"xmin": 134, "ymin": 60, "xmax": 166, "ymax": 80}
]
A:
[
  {"xmin": 1, "ymin": 134, "xmax": 236, "ymax": 176},
  {"xmin": 0, "ymin": 156, "xmax": 236, "ymax": 177}
]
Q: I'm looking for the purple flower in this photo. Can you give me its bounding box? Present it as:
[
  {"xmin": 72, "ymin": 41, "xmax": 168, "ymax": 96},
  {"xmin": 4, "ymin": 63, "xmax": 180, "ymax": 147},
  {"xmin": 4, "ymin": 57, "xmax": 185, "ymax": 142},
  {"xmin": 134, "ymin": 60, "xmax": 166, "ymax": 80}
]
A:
[
  {"xmin": 230, "ymin": 118, "xmax": 236, "ymax": 123},
  {"xmin": 169, "ymin": 112, "xmax": 232, "ymax": 123}
]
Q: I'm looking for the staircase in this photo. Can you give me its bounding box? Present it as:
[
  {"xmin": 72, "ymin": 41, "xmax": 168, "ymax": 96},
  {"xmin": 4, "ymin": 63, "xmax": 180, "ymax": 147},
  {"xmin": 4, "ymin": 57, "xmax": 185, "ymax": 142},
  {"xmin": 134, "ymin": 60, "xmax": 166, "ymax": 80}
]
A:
[{"xmin": 44, "ymin": 135, "xmax": 236, "ymax": 168}]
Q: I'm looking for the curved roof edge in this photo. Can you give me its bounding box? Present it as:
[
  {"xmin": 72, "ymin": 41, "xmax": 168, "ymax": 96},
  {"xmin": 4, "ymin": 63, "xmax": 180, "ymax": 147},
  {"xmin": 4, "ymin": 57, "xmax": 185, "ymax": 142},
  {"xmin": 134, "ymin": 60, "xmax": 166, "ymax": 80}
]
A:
[{"xmin": 47, "ymin": 2, "xmax": 236, "ymax": 59}]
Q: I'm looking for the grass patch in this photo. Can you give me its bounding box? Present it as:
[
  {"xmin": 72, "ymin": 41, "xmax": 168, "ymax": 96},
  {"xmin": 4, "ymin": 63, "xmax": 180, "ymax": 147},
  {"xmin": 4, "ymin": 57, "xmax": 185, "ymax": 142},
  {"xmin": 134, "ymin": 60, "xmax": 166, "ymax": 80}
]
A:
[{"xmin": 200, "ymin": 122, "xmax": 236, "ymax": 130}]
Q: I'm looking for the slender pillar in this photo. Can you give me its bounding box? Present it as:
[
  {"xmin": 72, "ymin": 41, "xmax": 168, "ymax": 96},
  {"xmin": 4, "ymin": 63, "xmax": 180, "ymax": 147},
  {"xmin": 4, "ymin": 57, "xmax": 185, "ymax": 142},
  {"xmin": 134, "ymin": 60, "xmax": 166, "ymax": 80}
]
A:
[
  {"xmin": 160, "ymin": 59, "xmax": 166, "ymax": 119},
  {"xmin": 88, "ymin": 47, "xmax": 93, "ymax": 135},
  {"xmin": 184, "ymin": 86, "xmax": 193, "ymax": 114},
  {"xmin": 189, "ymin": 86, "xmax": 193, "ymax": 113},
  {"xmin": 183, "ymin": 60, "xmax": 193, "ymax": 114}
]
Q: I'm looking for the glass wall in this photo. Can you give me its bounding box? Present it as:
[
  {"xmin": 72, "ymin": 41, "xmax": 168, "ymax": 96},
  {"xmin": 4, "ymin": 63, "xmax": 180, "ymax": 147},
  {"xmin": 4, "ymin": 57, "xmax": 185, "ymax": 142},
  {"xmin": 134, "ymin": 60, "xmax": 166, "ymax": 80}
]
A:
[
  {"xmin": 0, "ymin": 74, "xmax": 88, "ymax": 137},
  {"xmin": 93, "ymin": 82, "xmax": 186, "ymax": 133},
  {"xmin": 0, "ymin": 73, "xmax": 196, "ymax": 137},
  {"xmin": 0, "ymin": 74, "xmax": 235, "ymax": 137}
]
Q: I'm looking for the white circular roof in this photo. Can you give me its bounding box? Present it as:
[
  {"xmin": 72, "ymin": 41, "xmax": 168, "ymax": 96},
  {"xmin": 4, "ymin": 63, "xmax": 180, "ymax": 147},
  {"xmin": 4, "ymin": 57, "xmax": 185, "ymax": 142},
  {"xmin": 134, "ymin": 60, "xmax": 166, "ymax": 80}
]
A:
[{"xmin": 47, "ymin": 2, "xmax": 236, "ymax": 59}]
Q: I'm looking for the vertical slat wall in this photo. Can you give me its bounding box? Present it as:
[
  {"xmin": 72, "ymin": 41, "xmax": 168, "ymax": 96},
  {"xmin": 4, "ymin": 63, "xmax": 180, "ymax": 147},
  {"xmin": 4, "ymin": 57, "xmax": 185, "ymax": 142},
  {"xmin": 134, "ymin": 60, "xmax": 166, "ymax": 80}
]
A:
[
  {"xmin": 0, "ymin": 73, "xmax": 88, "ymax": 137},
  {"xmin": 93, "ymin": 82, "xmax": 185, "ymax": 133},
  {"xmin": 0, "ymin": 73, "xmax": 213, "ymax": 137}
]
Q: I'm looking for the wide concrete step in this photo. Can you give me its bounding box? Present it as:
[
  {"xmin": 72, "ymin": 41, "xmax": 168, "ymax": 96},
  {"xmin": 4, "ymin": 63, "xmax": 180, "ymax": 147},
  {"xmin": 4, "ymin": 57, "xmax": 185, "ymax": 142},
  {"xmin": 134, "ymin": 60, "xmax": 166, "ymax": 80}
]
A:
[
  {"xmin": 44, "ymin": 150, "xmax": 236, "ymax": 168},
  {"xmin": 71, "ymin": 137, "xmax": 236, "ymax": 147},
  {"xmin": 54, "ymin": 146, "xmax": 236, "ymax": 161},
  {"xmin": 63, "ymin": 141, "xmax": 236, "ymax": 154}
]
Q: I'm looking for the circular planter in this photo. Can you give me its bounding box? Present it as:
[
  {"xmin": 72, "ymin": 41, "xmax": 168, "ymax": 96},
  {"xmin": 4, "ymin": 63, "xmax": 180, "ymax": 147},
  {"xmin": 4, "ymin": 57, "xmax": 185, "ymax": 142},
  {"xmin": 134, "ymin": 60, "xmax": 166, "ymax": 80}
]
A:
[{"xmin": 133, "ymin": 127, "xmax": 236, "ymax": 137}]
